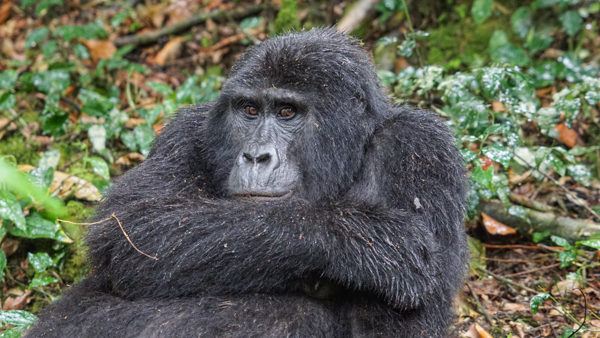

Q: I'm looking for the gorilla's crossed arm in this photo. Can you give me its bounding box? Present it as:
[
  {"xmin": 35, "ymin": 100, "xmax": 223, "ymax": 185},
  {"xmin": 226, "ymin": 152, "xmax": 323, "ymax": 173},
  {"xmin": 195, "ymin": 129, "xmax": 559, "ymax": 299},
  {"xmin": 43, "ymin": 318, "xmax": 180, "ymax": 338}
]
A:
[
  {"xmin": 89, "ymin": 105, "xmax": 464, "ymax": 311},
  {"xmin": 28, "ymin": 29, "xmax": 467, "ymax": 337}
]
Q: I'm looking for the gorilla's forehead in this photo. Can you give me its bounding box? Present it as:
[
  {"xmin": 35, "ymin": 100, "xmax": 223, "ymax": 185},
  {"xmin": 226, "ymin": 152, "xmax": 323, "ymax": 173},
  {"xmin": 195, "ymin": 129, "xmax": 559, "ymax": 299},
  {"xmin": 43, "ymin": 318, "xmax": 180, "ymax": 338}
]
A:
[{"xmin": 225, "ymin": 30, "xmax": 368, "ymax": 93}]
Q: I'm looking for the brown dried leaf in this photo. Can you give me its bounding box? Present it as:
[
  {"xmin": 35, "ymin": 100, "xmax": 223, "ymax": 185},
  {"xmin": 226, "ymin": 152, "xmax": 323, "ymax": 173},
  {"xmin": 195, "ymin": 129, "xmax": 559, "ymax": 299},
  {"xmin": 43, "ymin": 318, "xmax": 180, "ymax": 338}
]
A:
[
  {"xmin": 153, "ymin": 37, "xmax": 183, "ymax": 66},
  {"xmin": 491, "ymin": 101, "xmax": 505, "ymax": 112},
  {"xmin": 0, "ymin": 0, "xmax": 11, "ymax": 24},
  {"xmin": 2, "ymin": 289, "xmax": 31, "ymax": 310},
  {"xmin": 474, "ymin": 323, "xmax": 493, "ymax": 338},
  {"xmin": 481, "ymin": 212, "xmax": 517, "ymax": 235},
  {"xmin": 502, "ymin": 302, "xmax": 528, "ymax": 312},
  {"xmin": 115, "ymin": 153, "xmax": 145, "ymax": 167},
  {"xmin": 554, "ymin": 123, "xmax": 578, "ymax": 148},
  {"xmin": 83, "ymin": 40, "xmax": 116, "ymax": 62},
  {"xmin": 19, "ymin": 165, "xmax": 101, "ymax": 202}
]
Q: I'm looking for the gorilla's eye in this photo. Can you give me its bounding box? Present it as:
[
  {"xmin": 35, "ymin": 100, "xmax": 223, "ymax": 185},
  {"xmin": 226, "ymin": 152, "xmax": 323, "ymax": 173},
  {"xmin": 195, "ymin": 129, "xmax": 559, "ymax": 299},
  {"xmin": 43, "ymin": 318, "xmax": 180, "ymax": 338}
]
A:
[
  {"xmin": 278, "ymin": 106, "xmax": 296, "ymax": 119},
  {"xmin": 244, "ymin": 105, "xmax": 258, "ymax": 117}
]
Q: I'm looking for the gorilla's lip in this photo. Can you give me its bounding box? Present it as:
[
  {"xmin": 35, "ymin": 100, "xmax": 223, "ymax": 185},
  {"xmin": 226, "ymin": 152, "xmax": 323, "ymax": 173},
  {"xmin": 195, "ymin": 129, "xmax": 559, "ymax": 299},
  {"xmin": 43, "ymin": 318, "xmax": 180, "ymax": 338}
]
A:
[{"xmin": 232, "ymin": 190, "xmax": 293, "ymax": 200}]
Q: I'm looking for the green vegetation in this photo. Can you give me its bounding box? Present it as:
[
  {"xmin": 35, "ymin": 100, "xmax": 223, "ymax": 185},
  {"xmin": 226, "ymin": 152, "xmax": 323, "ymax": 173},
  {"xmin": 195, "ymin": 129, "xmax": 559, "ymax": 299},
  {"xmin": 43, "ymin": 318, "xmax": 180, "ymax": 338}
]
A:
[{"xmin": 0, "ymin": 0, "xmax": 598, "ymax": 336}]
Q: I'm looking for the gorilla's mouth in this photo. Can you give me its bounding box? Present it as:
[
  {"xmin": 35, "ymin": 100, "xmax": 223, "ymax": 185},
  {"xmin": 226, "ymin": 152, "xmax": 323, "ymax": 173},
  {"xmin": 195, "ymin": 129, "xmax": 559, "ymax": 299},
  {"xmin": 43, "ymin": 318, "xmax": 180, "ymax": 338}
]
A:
[{"xmin": 233, "ymin": 190, "xmax": 293, "ymax": 200}]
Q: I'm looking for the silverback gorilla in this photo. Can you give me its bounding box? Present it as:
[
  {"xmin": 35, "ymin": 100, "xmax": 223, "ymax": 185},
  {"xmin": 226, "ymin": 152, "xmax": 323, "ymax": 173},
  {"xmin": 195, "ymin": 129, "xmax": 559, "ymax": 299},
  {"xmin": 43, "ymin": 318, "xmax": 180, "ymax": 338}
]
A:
[{"xmin": 27, "ymin": 28, "xmax": 468, "ymax": 337}]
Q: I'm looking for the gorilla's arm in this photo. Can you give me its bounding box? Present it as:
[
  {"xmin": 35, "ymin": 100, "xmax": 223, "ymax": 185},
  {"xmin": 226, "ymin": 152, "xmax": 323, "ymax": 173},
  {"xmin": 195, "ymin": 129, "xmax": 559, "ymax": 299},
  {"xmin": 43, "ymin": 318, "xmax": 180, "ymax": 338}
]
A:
[
  {"xmin": 25, "ymin": 277, "xmax": 342, "ymax": 338},
  {"xmin": 88, "ymin": 106, "xmax": 466, "ymax": 310}
]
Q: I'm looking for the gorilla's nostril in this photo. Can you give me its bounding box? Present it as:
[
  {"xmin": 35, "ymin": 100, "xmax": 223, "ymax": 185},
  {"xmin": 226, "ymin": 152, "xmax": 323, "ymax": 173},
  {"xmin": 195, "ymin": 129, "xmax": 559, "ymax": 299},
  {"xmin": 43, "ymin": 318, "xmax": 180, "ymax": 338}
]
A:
[{"xmin": 256, "ymin": 153, "xmax": 271, "ymax": 163}]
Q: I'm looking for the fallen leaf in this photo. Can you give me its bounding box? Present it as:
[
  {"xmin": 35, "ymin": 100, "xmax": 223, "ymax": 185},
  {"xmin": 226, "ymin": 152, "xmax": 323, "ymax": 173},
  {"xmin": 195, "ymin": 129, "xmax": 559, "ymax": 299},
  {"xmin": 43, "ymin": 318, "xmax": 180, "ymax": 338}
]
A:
[
  {"xmin": 2, "ymin": 289, "xmax": 31, "ymax": 310},
  {"xmin": 153, "ymin": 37, "xmax": 183, "ymax": 66},
  {"xmin": 0, "ymin": 0, "xmax": 11, "ymax": 24},
  {"xmin": 19, "ymin": 165, "xmax": 102, "ymax": 202},
  {"xmin": 491, "ymin": 101, "xmax": 505, "ymax": 112},
  {"xmin": 502, "ymin": 302, "xmax": 528, "ymax": 312},
  {"xmin": 115, "ymin": 153, "xmax": 145, "ymax": 167},
  {"xmin": 474, "ymin": 323, "xmax": 493, "ymax": 338},
  {"xmin": 554, "ymin": 123, "xmax": 578, "ymax": 148},
  {"xmin": 481, "ymin": 212, "xmax": 517, "ymax": 235},
  {"xmin": 83, "ymin": 40, "xmax": 116, "ymax": 62}
]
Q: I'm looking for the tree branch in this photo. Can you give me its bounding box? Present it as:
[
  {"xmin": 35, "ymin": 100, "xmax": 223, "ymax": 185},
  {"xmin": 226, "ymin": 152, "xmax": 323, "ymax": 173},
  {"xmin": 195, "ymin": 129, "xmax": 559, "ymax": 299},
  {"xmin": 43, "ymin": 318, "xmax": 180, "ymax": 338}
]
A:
[{"xmin": 115, "ymin": 5, "xmax": 265, "ymax": 47}]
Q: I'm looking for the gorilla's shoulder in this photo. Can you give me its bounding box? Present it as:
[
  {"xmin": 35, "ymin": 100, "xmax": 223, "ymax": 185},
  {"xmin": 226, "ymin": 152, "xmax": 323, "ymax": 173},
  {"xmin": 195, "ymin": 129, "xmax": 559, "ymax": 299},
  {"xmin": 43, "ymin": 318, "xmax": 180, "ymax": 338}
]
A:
[{"xmin": 377, "ymin": 105, "xmax": 455, "ymax": 144}]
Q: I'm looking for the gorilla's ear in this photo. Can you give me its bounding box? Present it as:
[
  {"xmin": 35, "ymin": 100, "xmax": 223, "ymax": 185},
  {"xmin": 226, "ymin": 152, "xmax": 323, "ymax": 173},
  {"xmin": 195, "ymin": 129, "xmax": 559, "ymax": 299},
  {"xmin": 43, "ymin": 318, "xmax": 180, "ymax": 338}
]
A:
[{"xmin": 146, "ymin": 104, "xmax": 210, "ymax": 160}]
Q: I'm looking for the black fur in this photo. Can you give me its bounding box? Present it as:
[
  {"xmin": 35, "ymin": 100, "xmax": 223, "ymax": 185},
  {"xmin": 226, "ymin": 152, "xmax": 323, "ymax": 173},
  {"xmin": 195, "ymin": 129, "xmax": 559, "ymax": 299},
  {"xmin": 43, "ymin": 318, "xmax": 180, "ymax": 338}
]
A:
[{"xmin": 27, "ymin": 29, "xmax": 468, "ymax": 337}]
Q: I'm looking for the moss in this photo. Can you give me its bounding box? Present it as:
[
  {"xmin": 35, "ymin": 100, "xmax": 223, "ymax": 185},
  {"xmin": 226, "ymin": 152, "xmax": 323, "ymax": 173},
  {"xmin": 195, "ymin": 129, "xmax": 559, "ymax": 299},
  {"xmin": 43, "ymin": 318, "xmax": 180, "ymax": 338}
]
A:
[
  {"xmin": 426, "ymin": 18, "xmax": 508, "ymax": 70},
  {"xmin": 273, "ymin": 0, "xmax": 300, "ymax": 34},
  {"xmin": 60, "ymin": 201, "xmax": 93, "ymax": 284},
  {"xmin": 0, "ymin": 134, "xmax": 40, "ymax": 164}
]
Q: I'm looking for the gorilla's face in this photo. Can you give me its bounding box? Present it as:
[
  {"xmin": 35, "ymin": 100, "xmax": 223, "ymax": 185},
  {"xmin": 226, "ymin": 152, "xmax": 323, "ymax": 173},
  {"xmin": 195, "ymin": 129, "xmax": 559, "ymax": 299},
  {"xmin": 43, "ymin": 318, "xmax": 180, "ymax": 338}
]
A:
[
  {"xmin": 224, "ymin": 87, "xmax": 305, "ymax": 199},
  {"xmin": 203, "ymin": 30, "xmax": 386, "ymax": 202}
]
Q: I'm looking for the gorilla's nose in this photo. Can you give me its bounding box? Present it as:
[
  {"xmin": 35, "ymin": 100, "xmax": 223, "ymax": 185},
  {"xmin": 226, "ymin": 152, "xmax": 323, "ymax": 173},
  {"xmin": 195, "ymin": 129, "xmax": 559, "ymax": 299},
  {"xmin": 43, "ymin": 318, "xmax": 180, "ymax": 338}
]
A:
[{"xmin": 240, "ymin": 144, "xmax": 280, "ymax": 168}]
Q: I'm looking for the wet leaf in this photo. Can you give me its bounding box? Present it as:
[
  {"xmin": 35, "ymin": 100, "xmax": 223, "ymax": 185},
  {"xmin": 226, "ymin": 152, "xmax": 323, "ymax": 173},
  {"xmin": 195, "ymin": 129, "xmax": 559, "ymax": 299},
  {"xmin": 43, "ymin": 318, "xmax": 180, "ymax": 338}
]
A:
[
  {"xmin": 559, "ymin": 10, "xmax": 582, "ymax": 37},
  {"xmin": 88, "ymin": 125, "xmax": 107, "ymax": 153},
  {"xmin": 85, "ymin": 156, "xmax": 110, "ymax": 181},
  {"xmin": 27, "ymin": 252, "xmax": 54, "ymax": 273},
  {"xmin": 471, "ymin": 0, "xmax": 493, "ymax": 24},
  {"xmin": 0, "ymin": 310, "xmax": 37, "ymax": 329},
  {"xmin": 530, "ymin": 292, "xmax": 551, "ymax": 314},
  {"xmin": 511, "ymin": 7, "xmax": 532, "ymax": 38},
  {"xmin": 29, "ymin": 274, "xmax": 59, "ymax": 288},
  {"xmin": 481, "ymin": 212, "xmax": 517, "ymax": 235},
  {"xmin": 8, "ymin": 212, "xmax": 72, "ymax": 243},
  {"xmin": 0, "ymin": 190, "xmax": 26, "ymax": 230}
]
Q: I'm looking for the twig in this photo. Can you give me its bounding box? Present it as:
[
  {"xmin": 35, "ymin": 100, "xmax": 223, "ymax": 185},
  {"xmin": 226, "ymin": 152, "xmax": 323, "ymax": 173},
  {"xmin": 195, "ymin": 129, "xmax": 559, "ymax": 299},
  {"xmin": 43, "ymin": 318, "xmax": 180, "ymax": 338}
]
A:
[
  {"xmin": 466, "ymin": 283, "xmax": 493, "ymax": 325},
  {"xmin": 513, "ymin": 153, "xmax": 600, "ymax": 221},
  {"xmin": 58, "ymin": 214, "xmax": 159, "ymax": 261},
  {"xmin": 509, "ymin": 193, "xmax": 555, "ymax": 212},
  {"xmin": 503, "ymin": 263, "xmax": 561, "ymax": 277},
  {"xmin": 336, "ymin": 0, "xmax": 379, "ymax": 33},
  {"xmin": 567, "ymin": 289, "xmax": 587, "ymax": 338},
  {"xmin": 114, "ymin": 5, "xmax": 264, "ymax": 47},
  {"xmin": 477, "ymin": 267, "xmax": 538, "ymax": 294},
  {"xmin": 483, "ymin": 243, "xmax": 563, "ymax": 251}
]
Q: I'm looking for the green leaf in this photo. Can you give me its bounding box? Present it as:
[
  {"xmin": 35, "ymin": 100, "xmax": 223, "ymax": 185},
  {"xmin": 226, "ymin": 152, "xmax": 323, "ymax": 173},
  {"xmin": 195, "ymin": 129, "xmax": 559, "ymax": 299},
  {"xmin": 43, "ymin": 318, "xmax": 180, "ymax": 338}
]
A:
[
  {"xmin": 147, "ymin": 82, "xmax": 174, "ymax": 97},
  {"xmin": 88, "ymin": 125, "xmax": 107, "ymax": 153},
  {"xmin": 54, "ymin": 23, "xmax": 107, "ymax": 41},
  {"xmin": 471, "ymin": 0, "xmax": 493, "ymax": 24},
  {"xmin": 8, "ymin": 212, "xmax": 72, "ymax": 243},
  {"xmin": 560, "ymin": 10, "xmax": 582, "ymax": 37},
  {"xmin": 134, "ymin": 125, "xmax": 155, "ymax": 156},
  {"xmin": 0, "ymin": 159, "xmax": 65, "ymax": 217},
  {"xmin": 511, "ymin": 7, "xmax": 532, "ymax": 38},
  {"xmin": 0, "ymin": 310, "xmax": 38, "ymax": 329},
  {"xmin": 489, "ymin": 31, "xmax": 530, "ymax": 66},
  {"xmin": 34, "ymin": 0, "xmax": 62, "ymax": 16},
  {"xmin": 530, "ymin": 292, "xmax": 551, "ymax": 314},
  {"xmin": 551, "ymin": 235, "xmax": 571, "ymax": 248},
  {"xmin": 0, "ymin": 190, "xmax": 26, "ymax": 230},
  {"xmin": 0, "ymin": 70, "xmax": 18, "ymax": 90},
  {"xmin": 0, "ymin": 251, "xmax": 6, "ymax": 281},
  {"xmin": 558, "ymin": 250, "xmax": 577, "ymax": 268},
  {"xmin": 29, "ymin": 274, "xmax": 59, "ymax": 288},
  {"xmin": 25, "ymin": 27, "xmax": 49, "ymax": 48},
  {"xmin": 0, "ymin": 328, "xmax": 23, "ymax": 338},
  {"xmin": 578, "ymin": 238, "xmax": 600, "ymax": 250},
  {"xmin": 27, "ymin": 252, "xmax": 54, "ymax": 273},
  {"xmin": 532, "ymin": 230, "xmax": 551, "ymax": 243},
  {"xmin": 0, "ymin": 92, "xmax": 16, "ymax": 110},
  {"xmin": 85, "ymin": 156, "xmax": 110, "ymax": 181},
  {"xmin": 482, "ymin": 143, "xmax": 513, "ymax": 168},
  {"xmin": 398, "ymin": 38, "xmax": 416, "ymax": 57},
  {"xmin": 32, "ymin": 70, "xmax": 70, "ymax": 95},
  {"xmin": 567, "ymin": 164, "xmax": 591, "ymax": 186}
]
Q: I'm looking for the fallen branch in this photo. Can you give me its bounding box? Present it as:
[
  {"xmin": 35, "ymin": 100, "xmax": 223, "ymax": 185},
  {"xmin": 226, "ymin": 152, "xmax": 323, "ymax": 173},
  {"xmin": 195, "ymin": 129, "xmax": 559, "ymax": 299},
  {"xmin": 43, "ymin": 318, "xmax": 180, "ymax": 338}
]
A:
[
  {"xmin": 481, "ymin": 201, "xmax": 600, "ymax": 241},
  {"xmin": 115, "ymin": 5, "xmax": 264, "ymax": 47},
  {"xmin": 337, "ymin": 0, "xmax": 379, "ymax": 33}
]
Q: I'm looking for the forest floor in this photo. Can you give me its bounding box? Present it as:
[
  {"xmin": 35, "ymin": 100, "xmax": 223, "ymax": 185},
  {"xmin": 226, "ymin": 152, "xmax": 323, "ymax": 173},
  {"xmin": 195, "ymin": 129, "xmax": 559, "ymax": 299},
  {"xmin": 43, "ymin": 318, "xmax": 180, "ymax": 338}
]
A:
[{"xmin": 0, "ymin": 1, "xmax": 599, "ymax": 337}]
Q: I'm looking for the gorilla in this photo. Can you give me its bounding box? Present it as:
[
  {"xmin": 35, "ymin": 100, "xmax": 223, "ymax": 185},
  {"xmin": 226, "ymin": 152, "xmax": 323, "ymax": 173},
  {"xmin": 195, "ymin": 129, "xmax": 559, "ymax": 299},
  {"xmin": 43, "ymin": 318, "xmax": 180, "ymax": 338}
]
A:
[{"xmin": 27, "ymin": 28, "xmax": 468, "ymax": 337}]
